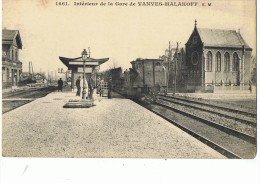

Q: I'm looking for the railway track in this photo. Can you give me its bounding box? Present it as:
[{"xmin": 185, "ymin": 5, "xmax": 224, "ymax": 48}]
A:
[
  {"xmin": 157, "ymin": 95, "xmax": 256, "ymax": 127},
  {"xmin": 143, "ymin": 100, "xmax": 256, "ymax": 159},
  {"xmin": 3, "ymin": 86, "xmax": 56, "ymax": 99},
  {"xmin": 155, "ymin": 99, "xmax": 256, "ymax": 143},
  {"xmin": 114, "ymin": 90, "xmax": 256, "ymax": 159},
  {"xmin": 2, "ymin": 86, "xmax": 57, "ymax": 114},
  {"xmin": 3, "ymin": 88, "xmax": 39, "ymax": 98},
  {"xmin": 162, "ymin": 95, "xmax": 256, "ymax": 118}
]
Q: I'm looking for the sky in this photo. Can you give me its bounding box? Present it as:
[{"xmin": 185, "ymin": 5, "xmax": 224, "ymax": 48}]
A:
[{"xmin": 2, "ymin": 0, "xmax": 256, "ymax": 74}]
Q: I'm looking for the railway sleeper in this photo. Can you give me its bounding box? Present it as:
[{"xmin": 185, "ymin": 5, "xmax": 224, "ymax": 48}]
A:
[{"xmin": 155, "ymin": 100, "xmax": 256, "ymax": 145}]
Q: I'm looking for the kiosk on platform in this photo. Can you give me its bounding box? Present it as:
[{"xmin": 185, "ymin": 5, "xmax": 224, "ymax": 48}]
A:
[{"xmin": 59, "ymin": 50, "xmax": 109, "ymax": 91}]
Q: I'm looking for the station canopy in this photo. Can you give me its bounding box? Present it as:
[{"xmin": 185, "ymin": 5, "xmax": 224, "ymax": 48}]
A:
[{"xmin": 59, "ymin": 56, "xmax": 109, "ymax": 68}]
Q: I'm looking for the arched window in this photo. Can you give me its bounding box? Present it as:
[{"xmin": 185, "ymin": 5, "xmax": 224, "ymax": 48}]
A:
[
  {"xmin": 206, "ymin": 51, "xmax": 212, "ymax": 71},
  {"xmin": 233, "ymin": 53, "xmax": 239, "ymax": 71},
  {"xmin": 11, "ymin": 49, "xmax": 13, "ymax": 60},
  {"xmin": 193, "ymin": 36, "xmax": 198, "ymax": 44},
  {"xmin": 135, "ymin": 62, "xmax": 142, "ymax": 69},
  {"xmin": 224, "ymin": 53, "xmax": 230, "ymax": 72},
  {"xmin": 155, "ymin": 62, "xmax": 161, "ymax": 67},
  {"xmin": 216, "ymin": 52, "xmax": 221, "ymax": 72},
  {"xmin": 15, "ymin": 51, "xmax": 18, "ymax": 61},
  {"xmin": 191, "ymin": 52, "xmax": 199, "ymax": 65},
  {"xmin": 13, "ymin": 49, "xmax": 15, "ymax": 61}
]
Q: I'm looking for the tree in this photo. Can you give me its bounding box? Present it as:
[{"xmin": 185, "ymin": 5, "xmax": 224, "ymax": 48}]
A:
[
  {"xmin": 108, "ymin": 59, "xmax": 119, "ymax": 69},
  {"xmin": 251, "ymin": 56, "xmax": 256, "ymax": 85}
]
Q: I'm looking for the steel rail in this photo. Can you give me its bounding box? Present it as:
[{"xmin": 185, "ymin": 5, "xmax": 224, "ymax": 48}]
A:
[
  {"xmin": 140, "ymin": 102, "xmax": 243, "ymax": 159},
  {"xmin": 155, "ymin": 99, "xmax": 256, "ymax": 145},
  {"xmin": 163, "ymin": 95, "xmax": 256, "ymax": 118},
  {"xmin": 158, "ymin": 96, "xmax": 256, "ymax": 127}
]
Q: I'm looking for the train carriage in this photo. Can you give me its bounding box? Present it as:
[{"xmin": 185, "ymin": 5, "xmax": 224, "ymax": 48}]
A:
[{"xmin": 130, "ymin": 58, "xmax": 167, "ymax": 91}]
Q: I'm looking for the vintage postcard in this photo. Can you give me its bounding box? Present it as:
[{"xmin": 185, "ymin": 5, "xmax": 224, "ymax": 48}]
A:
[
  {"xmin": 1, "ymin": 0, "xmax": 257, "ymax": 159},
  {"xmin": 1, "ymin": 0, "xmax": 258, "ymax": 182}
]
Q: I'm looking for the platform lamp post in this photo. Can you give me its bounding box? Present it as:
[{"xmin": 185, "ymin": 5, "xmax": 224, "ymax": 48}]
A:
[{"xmin": 82, "ymin": 49, "xmax": 88, "ymax": 100}]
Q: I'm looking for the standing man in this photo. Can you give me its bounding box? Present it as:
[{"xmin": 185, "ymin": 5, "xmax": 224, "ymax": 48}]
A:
[
  {"xmin": 76, "ymin": 76, "xmax": 81, "ymax": 96},
  {"xmin": 249, "ymin": 80, "xmax": 252, "ymax": 93},
  {"xmin": 99, "ymin": 79, "xmax": 104, "ymax": 96},
  {"xmin": 88, "ymin": 74, "xmax": 95, "ymax": 100},
  {"xmin": 58, "ymin": 78, "xmax": 63, "ymax": 92},
  {"xmin": 108, "ymin": 77, "xmax": 112, "ymax": 99},
  {"xmin": 96, "ymin": 77, "xmax": 100, "ymax": 94}
]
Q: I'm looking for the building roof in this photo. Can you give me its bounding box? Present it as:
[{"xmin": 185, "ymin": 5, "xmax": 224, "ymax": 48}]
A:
[
  {"xmin": 59, "ymin": 56, "xmax": 109, "ymax": 68},
  {"xmin": 197, "ymin": 28, "xmax": 251, "ymax": 49},
  {"xmin": 131, "ymin": 58, "xmax": 163, "ymax": 64},
  {"xmin": 2, "ymin": 29, "xmax": 23, "ymax": 49}
]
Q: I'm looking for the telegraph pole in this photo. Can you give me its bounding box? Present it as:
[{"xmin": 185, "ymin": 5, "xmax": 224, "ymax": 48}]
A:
[
  {"xmin": 29, "ymin": 62, "xmax": 31, "ymax": 75},
  {"xmin": 166, "ymin": 41, "xmax": 173, "ymax": 93},
  {"xmin": 173, "ymin": 42, "xmax": 180, "ymax": 96},
  {"xmin": 88, "ymin": 47, "xmax": 91, "ymax": 58},
  {"xmin": 167, "ymin": 41, "xmax": 171, "ymax": 93},
  {"xmin": 31, "ymin": 62, "xmax": 34, "ymax": 76}
]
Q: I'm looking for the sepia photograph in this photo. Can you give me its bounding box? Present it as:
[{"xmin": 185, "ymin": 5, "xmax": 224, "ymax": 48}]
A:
[{"xmin": 0, "ymin": 0, "xmax": 258, "ymax": 182}]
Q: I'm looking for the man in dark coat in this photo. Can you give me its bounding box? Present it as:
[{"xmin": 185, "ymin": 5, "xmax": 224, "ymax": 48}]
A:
[
  {"xmin": 108, "ymin": 77, "xmax": 112, "ymax": 99},
  {"xmin": 58, "ymin": 78, "xmax": 63, "ymax": 92},
  {"xmin": 76, "ymin": 76, "xmax": 81, "ymax": 96},
  {"xmin": 88, "ymin": 74, "xmax": 95, "ymax": 100}
]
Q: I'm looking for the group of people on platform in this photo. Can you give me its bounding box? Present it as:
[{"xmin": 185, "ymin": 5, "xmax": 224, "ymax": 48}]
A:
[
  {"xmin": 57, "ymin": 75, "xmax": 112, "ymax": 99},
  {"xmin": 76, "ymin": 75, "xmax": 112, "ymax": 99},
  {"xmin": 76, "ymin": 75, "xmax": 95, "ymax": 99}
]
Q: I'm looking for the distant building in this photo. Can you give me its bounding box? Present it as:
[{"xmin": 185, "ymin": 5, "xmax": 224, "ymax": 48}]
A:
[
  {"xmin": 185, "ymin": 20, "xmax": 252, "ymax": 92},
  {"xmin": 2, "ymin": 29, "xmax": 23, "ymax": 88}
]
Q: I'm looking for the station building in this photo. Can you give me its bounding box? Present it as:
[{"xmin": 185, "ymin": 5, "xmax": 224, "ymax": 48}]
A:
[
  {"xmin": 59, "ymin": 56, "xmax": 109, "ymax": 89},
  {"xmin": 185, "ymin": 21, "xmax": 253, "ymax": 92},
  {"xmin": 2, "ymin": 29, "xmax": 23, "ymax": 88}
]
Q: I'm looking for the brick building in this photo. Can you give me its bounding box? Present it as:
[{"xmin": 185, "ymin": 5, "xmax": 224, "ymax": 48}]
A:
[
  {"xmin": 185, "ymin": 21, "xmax": 252, "ymax": 92},
  {"xmin": 2, "ymin": 29, "xmax": 23, "ymax": 88}
]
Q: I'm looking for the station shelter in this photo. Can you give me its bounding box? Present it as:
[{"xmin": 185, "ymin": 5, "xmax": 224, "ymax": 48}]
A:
[{"xmin": 59, "ymin": 56, "xmax": 109, "ymax": 90}]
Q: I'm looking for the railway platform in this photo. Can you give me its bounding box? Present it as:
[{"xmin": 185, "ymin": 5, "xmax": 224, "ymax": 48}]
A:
[{"xmin": 2, "ymin": 90, "xmax": 225, "ymax": 158}]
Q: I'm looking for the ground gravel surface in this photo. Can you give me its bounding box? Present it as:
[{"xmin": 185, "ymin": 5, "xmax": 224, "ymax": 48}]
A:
[{"xmin": 2, "ymin": 92, "xmax": 225, "ymax": 158}]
